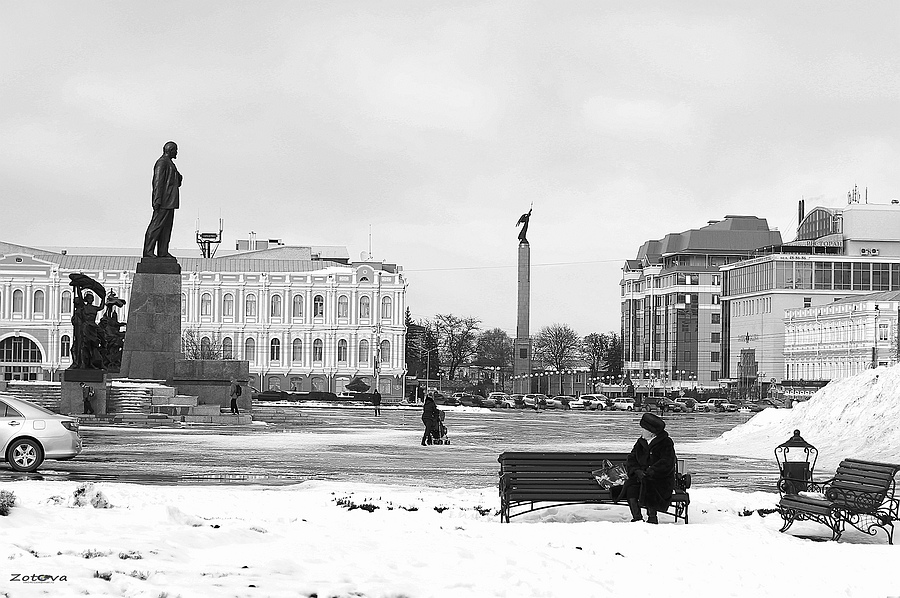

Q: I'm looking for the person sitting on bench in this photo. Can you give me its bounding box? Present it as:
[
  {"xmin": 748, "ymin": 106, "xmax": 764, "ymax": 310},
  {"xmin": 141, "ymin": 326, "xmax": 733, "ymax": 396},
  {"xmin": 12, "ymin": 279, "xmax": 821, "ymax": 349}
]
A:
[{"xmin": 615, "ymin": 412, "xmax": 676, "ymax": 524}]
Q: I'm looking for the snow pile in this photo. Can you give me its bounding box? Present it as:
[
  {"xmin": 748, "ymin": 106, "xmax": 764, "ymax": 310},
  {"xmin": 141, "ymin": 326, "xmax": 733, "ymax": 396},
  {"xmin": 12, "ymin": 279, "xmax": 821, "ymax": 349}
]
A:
[{"xmin": 698, "ymin": 365, "xmax": 900, "ymax": 469}]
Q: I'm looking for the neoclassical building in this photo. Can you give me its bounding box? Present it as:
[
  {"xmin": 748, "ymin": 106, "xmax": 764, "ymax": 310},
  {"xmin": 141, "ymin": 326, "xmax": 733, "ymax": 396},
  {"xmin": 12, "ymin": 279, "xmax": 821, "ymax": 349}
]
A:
[{"xmin": 0, "ymin": 241, "xmax": 407, "ymax": 397}]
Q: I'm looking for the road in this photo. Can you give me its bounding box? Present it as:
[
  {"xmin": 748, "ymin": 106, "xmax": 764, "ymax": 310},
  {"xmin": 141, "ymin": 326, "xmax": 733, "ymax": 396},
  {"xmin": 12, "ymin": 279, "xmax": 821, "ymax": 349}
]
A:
[{"xmin": 1, "ymin": 406, "xmax": 777, "ymax": 491}]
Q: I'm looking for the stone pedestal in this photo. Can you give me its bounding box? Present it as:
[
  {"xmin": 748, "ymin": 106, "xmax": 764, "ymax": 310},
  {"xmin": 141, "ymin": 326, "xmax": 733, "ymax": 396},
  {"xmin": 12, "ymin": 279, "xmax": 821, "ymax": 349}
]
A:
[
  {"xmin": 513, "ymin": 240, "xmax": 532, "ymax": 393},
  {"xmin": 61, "ymin": 369, "xmax": 106, "ymax": 415},
  {"xmin": 119, "ymin": 257, "xmax": 182, "ymax": 383},
  {"xmin": 173, "ymin": 359, "xmax": 252, "ymax": 412}
]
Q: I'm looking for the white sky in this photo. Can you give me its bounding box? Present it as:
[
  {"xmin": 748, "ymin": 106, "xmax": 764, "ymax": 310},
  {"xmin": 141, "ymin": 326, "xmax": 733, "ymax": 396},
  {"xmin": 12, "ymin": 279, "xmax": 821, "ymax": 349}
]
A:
[{"xmin": 2, "ymin": 2, "xmax": 900, "ymax": 337}]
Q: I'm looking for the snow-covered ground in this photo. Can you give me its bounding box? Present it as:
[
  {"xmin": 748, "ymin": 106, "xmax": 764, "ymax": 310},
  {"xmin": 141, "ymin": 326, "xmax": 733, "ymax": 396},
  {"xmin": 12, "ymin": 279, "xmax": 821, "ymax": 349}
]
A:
[{"xmin": 2, "ymin": 366, "xmax": 899, "ymax": 597}]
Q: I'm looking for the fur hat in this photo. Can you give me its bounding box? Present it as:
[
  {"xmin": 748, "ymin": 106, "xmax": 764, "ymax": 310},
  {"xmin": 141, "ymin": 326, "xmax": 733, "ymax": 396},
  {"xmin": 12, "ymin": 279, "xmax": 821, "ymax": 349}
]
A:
[{"xmin": 639, "ymin": 412, "xmax": 666, "ymax": 435}]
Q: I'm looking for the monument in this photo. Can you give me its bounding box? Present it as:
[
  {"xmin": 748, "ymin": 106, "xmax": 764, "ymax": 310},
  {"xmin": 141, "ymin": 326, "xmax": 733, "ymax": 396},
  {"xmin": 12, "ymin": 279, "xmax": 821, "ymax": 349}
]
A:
[
  {"xmin": 513, "ymin": 208, "xmax": 532, "ymax": 393},
  {"xmin": 61, "ymin": 273, "xmax": 112, "ymax": 414}
]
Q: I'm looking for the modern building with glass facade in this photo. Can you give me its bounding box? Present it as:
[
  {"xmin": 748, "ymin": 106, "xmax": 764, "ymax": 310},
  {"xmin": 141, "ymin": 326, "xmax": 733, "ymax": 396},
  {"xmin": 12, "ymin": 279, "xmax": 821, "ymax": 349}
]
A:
[
  {"xmin": 621, "ymin": 216, "xmax": 782, "ymax": 393},
  {"xmin": 0, "ymin": 240, "xmax": 407, "ymax": 397}
]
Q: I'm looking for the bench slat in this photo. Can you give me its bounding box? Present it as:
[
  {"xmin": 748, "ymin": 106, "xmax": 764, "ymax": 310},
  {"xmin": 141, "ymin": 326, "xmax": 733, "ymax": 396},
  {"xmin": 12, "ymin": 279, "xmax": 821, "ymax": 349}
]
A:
[{"xmin": 840, "ymin": 458, "xmax": 900, "ymax": 473}]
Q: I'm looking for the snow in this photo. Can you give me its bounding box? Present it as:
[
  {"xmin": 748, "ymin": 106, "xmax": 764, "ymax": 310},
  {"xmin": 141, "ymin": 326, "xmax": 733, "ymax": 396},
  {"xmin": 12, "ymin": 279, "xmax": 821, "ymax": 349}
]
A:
[{"xmin": 2, "ymin": 366, "xmax": 900, "ymax": 597}]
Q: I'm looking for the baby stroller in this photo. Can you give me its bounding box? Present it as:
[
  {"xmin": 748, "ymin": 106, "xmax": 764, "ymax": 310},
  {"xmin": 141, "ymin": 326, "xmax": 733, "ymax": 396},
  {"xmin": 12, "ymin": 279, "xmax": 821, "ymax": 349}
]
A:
[{"xmin": 433, "ymin": 410, "xmax": 450, "ymax": 445}]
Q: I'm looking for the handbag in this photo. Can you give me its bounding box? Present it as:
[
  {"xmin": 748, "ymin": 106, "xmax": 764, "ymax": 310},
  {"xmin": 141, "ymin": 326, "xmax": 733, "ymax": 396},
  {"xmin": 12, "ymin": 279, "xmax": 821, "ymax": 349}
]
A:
[{"xmin": 591, "ymin": 460, "xmax": 628, "ymax": 489}]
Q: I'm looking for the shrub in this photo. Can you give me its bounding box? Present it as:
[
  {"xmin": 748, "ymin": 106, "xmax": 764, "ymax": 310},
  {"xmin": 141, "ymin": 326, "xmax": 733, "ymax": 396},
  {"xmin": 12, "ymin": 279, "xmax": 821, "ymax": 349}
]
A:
[{"xmin": 0, "ymin": 490, "xmax": 16, "ymax": 516}]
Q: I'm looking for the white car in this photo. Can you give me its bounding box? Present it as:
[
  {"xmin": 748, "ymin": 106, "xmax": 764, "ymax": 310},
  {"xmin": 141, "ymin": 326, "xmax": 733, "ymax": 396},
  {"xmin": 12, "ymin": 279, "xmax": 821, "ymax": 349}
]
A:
[
  {"xmin": 522, "ymin": 394, "xmax": 548, "ymax": 408},
  {"xmin": 488, "ymin": 393, "xmax": 515, "ymax": 408},
  {"xmin": 562, "ymin": 396, "xmax": 588, "ymax": 409},
  {"xmin": 580, "ymin": 394, "xmax": 609, "ymax": 410},
  {"xmin": 611, "ymin": 398, "xmax": 636, "ymax": 411},
  {"xmin": 1, "ymin": 394, "xmax": 82, "ymax": 472},
  {"xmin": 546, "ymin": 395, "xmax": 575, "ymax": 409}
]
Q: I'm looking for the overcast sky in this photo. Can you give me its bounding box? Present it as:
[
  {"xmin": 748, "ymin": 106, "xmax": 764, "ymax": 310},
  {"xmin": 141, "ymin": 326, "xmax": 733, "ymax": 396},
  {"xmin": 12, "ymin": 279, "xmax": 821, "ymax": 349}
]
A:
[{"xmin": 2, "ymin": 1, "xmax": 900, "ymax": 337}]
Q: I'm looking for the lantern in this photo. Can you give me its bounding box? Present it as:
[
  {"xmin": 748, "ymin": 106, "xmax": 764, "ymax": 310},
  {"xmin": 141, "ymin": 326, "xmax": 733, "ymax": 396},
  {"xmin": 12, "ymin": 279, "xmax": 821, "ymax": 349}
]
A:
[{"xmin": 774, "ymin": 429, "xmax": 818, "ymax": 496}]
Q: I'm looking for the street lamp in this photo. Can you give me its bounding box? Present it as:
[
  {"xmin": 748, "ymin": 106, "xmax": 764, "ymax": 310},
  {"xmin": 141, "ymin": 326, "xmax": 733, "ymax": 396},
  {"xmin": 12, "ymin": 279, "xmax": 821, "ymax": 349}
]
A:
[{"xmin": 774, "ymin": 429, "xmax": 818, "ymax": 496}]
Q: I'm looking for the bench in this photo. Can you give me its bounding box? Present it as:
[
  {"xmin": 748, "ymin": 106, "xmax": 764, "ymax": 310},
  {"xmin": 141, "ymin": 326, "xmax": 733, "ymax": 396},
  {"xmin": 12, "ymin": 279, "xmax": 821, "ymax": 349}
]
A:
[
  {"xmin": 498, "ymin": 451, "xmax": 691, "ymax": 524},
  {"xmin": 778, "ymin": 458, "xmax": 900, "ymax": 544}
]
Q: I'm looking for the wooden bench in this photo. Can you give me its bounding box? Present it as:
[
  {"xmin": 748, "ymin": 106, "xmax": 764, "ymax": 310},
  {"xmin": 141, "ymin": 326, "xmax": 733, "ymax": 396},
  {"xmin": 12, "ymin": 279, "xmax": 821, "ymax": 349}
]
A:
[
  {"xmin": 778, "ymin": 458, "xmax": 900, "ymax": 544},
  {"xmin": 498, "ymin": 451, "xmax": 691, "ymax": 523}
]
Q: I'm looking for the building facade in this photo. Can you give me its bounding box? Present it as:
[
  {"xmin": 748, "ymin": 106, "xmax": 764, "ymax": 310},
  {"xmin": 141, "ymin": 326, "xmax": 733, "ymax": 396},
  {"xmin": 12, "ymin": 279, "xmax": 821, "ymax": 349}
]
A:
[
  {"xmin": 0, "ymin": 241, "xmax": 408, "ymax": 397},
  {"xmin": 621, "ymin": 216, "xmax": 783, "ymax": 392},
  {"xmin": 721, "ymin": 202, "xmax": 900, "ymax": 397}
]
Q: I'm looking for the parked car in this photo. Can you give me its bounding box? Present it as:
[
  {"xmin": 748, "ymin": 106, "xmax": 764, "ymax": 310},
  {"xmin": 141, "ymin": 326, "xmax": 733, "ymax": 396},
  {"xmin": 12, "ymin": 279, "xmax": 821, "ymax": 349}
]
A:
[
  {"xmin": 522, "ymin": 394, "xmax": 549, "ymax": 408},
  {"xmin": 0, "ymin": 394, "xmax": 82, "ymax": 473},
  {"xmin": 456, "ymin": 393, "xmax": 494, "ymax": 407},
  {"xmin": 654, "ymin": 397, "xmax": 682, "ymax": 412},
  {"xmin": 611, "ymin": 398, "xmax": 636, "ymax": 411},
  {"xmin": 432, "ymin": 395, "xmax": 459, "ymax": 406},
  {"xmin": 488, "ymin": 393, "xmax": 513, "ymax": 408},
  {"xmin": 546, "ymin": 395, "xmax": 575, "ymax": 409},
  {"xmin": 580, "ymin": 394, "xmax": 608, "ymax": 410},
  {"xmin": 508, "ymin": 394, "xmax": 526, "ymax": 408},
  {"xmin": 675, "ymin": 398, "xmax": 695, "ymax": 412},
  {"xmin": 563, "ymin": 396, "xmax": 588, "ymax": 410},
  {"xmin": 697, "ymin": 398, "xmax": 738, "ymax": 412}
]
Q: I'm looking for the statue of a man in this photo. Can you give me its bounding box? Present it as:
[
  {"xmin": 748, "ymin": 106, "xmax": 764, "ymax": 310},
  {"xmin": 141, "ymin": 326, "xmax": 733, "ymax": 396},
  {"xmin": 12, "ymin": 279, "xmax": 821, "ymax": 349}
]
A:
[
  {"xmin": 142, "ymin": 141, "xmax": 182, "ymax": 258},
  {"xmin": 516, "ymin": 208, "xmax": 532, "ymax": 243}
]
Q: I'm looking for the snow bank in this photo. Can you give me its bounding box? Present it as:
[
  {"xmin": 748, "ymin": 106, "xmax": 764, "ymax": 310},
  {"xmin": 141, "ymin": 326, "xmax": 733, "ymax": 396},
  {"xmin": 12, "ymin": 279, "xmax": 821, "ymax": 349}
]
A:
[{"xmin": 696, "ymin": 365, "xmax": 900, "ymax": 469}]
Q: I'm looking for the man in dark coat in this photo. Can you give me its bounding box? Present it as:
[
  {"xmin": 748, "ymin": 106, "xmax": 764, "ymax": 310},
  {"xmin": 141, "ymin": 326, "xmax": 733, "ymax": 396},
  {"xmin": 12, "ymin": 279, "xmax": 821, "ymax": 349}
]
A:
[
  {"xmin": 617, "ymin": 412, "xmax": 676, "ymax": 524},
  {"xmin": 143, "ymin": 141, "xmax": 182, "ymax": 258},
  {"xmin": 421, "ymin": 397, "xmax": 440, "ymax": 445}
]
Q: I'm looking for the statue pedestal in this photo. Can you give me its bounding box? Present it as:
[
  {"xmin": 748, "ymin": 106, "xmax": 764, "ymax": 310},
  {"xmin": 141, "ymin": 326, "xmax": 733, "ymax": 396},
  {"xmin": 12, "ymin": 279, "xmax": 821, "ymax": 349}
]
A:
[
  {"xmin": 61, "ymin": 369, "xmax": 106, "ymax": 415},
  {"xmin": 119, "ymin": 257, "xmax": 182, "ymax": 383},
  {"xmin": 513, "ymin": 240, "xmax": 532, "ymax": 394}
]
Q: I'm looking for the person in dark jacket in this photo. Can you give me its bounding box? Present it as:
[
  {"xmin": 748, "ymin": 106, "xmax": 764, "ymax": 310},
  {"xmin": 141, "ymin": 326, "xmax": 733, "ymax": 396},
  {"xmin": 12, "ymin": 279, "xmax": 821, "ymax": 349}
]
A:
[
  {"xmin": 372, "ymin": 389, "xmax": 382, "ymax": 416},
  {"xmin": 617, "ymin": 412, "xmax": 676, "ymax": 524},
  {"xmin": 421, "ymin": 397, "xmax": 441, "ymax": 445}
]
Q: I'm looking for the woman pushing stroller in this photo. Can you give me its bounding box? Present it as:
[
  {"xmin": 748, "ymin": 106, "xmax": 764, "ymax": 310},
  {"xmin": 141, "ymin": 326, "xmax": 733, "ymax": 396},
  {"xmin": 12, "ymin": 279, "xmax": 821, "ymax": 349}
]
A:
[{"xmin": 421, "ymin": 397, "xmax": 443, "ymax": 445}]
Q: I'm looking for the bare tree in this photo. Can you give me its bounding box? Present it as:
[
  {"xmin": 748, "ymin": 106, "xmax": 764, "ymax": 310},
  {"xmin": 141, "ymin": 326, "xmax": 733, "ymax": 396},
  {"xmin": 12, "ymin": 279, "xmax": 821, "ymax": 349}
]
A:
[
  {"xmin": 533, "ymin": 324, "xmax": 581, "ymax": 372},
  {"xmin": 182, "ymin": 328, "xmax": 223, "ymax": 360},
  {"xmin": 433, "ymin": 313, "xmax": 481, "ymax": 380},
  {"xmin": 582, "ymin": 332, "xmax": 610, "ymax": 382}
]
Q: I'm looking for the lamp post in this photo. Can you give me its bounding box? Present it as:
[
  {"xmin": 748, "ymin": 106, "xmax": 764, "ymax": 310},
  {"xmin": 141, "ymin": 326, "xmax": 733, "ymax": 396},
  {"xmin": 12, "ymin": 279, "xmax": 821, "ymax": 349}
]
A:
[{"xmin": 774, "ymin": 429, "xmax": 818, "ymax": 496}]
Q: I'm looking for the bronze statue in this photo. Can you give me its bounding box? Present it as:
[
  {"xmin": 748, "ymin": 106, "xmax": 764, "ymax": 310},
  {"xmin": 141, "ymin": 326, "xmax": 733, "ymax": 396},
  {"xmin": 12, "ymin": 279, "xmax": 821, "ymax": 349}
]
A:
[
  {"xmin": 516, "ymin": 208, "xmax": 532, "ymax": 243},
  {"xmin": 68, "ymin": 273, "xmax": 105, "ymax": 369},
  {"xmin": 99, "ymin": 290, "xmax": 127, "ymax": 372},
  {"xmin": 143, "ymin": 141, "xmax": 182, "ymax": 258}
]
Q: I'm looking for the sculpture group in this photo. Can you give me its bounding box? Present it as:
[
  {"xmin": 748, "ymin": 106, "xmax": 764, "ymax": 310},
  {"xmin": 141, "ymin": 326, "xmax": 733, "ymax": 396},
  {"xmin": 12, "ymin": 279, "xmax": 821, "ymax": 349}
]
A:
[{"xmin": 68, "ymin": 274, "xmax": 127, "ymax": 372}]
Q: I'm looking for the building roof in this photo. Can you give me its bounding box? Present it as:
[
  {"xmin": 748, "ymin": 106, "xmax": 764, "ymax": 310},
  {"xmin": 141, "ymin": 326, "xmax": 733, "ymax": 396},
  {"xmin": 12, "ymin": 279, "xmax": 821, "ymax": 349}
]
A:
[
  {"xmin": 634, "ymin": 216, "xmax": 783, "ymax": 261},
  {"xmin": 832, "ymin": 290, "xmax": 900, "ymax": 305}
]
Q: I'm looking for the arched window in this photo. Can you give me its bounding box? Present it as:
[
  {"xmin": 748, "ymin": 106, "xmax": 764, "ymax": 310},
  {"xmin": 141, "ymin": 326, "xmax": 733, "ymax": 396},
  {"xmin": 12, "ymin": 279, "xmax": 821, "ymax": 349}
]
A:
[
  {"xmin": 311, "ymin": 376, "xmax": 326, "ymax": 391},
  {"xmin": 0, "ymin": 336, "xmax": 42, "ymax": 362},
  {"xmin": 200, "ymin": 293, "xmax": 212, "ymax": 316},
  {"xmin": 12, "ymin": 290, "xmax": 23, "ymax": 313},
  {"xmin": 223, "ymin": 293, "xmax": 234, "ymax": 317},
  {"xmin": 380, "ymin": 340, "xmax": 391, "ymax": 363},
  {"xmin": 61, "ymin": 290, "xmax": 72, "ymax": 314},
  {"xmin": 33, "ymin": 290, "xmax": 45, "ymax": 315},
  {"xmin": 381, "ymin": 296, "xmax": 392, "ymax": 319},
  {"xmin": 292, "ymin": 295, "xmax": 303, "ymax": 317},
  {"xmin": 337, "ymin": 339, "xmax": 348, "ymax": 362},
  {"xmin": 60, "ymin": 335, "xmax": 71, "ymax": 358},
  {"xmin": 313, "ymin": 295, "xmax": 324, "ymax": 317},
  {"xmin": 268, "ymin": 376, "xmax": 281, "ymax": 391},
  {"xmin": 245, "ymin": 294, "xmax": 257, "ymax": 317},
  {"xmin": 223, "ymin": 337, "xmax": 233, "ymax": 359},
  {"xmin": 271, "ymin": 295, "xmax": 282, "ymax": 318},
  {"xmin": 292, "ymin": 339, "xmax": 303, "ymax": 363},
  {"xmin": 313, "ymin": 339, "xmax": 324, "ymax": 362},
  {"xmin": 201, "ymin": 336, "xmax": 212, "ymax": 358},
  {"xmin": 181, "ymin": 293, "xmax": 187, "ymax": 316},
  {"xmin": 337, "ymin": 295, "xmax": 349, "ymax": 318},
  {"xmin": 359, "ymin": 296, "xmax": 370, "ymax": 318},
  {"xmin": 245, "ymin": 337, "xmax": 256, "ymax": 363},
  {"xmin": 270, "ymin": 338, "xmax": 281, "ymax": 361},
  {"xmin": 359, "ymin": 339, "xmax": 370, "ymax": 363}
]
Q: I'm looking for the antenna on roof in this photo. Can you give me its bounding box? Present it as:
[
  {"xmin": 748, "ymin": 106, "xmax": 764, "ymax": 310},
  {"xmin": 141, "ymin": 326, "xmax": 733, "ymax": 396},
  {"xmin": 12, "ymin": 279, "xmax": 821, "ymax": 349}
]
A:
[
  {"xmin": 196, "ymin": 218, "xmax": 223, "ymax": 258},
  {"xmin": 368, "ymin": 224, "xmax": 373, "ymax": 261}
]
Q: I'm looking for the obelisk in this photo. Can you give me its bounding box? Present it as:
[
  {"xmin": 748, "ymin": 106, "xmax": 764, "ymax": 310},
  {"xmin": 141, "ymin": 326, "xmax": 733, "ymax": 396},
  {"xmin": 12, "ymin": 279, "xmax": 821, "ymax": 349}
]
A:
[{"xmin": 513, "ymin": 209, "xmax": 532, "ymax": 393}]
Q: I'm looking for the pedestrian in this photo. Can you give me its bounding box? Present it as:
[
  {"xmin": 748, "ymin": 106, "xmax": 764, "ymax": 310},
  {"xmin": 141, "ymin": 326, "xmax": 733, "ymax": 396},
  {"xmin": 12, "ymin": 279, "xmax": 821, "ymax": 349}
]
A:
[
  {"xmin": 81, "ymin": 383, "xmax": 95, "ymax": 415},
  {"xmin": 615, "ymin": 412, "xmax": 676, "ymax": 524},
  {"xmin": 372, "ymin": 389, "xmax": 382, "ymax": 416},
  {"xmin": 421, "ymin": 396, "xmax": 440, "ymax": 445},
  {"xmin": 229, "ymin": 378, "xmax": 241, "ymax": 415}
]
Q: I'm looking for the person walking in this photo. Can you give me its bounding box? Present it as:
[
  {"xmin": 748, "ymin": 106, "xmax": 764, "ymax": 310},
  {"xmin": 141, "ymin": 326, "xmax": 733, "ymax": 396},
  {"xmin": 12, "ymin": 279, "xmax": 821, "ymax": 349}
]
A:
[
  {"xmin": 421, "ymin": 396, "xmax": 440, "ymax": 445},
  {"xmin": 616, "ymin": 412, "xmax": 676, "ymax": 524},
  {"xmin": 81, "ymin": 383, "xmax": 95, "ymax": 415},
  {"xmin": 229, "ymin": 378, "xmax": 241, "ymax": 415},
  {"xmin": 372, "ymin": 389, "xmax": 382, "ymax": 416}
]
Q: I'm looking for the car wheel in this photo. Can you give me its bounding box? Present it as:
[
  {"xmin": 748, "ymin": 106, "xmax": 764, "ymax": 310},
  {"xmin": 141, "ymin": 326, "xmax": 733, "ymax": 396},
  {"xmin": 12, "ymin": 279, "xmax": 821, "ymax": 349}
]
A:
[{"xmin": 7, "ymin": 438, "xmax": 44, "ymax": 473}]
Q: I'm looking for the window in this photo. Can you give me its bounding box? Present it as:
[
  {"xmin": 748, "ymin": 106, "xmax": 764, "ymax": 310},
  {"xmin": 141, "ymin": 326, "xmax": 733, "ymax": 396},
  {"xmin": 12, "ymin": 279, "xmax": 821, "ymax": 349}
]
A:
[
  {"xmin": 268, "ymin": 376, "xmax": 281, "ymax": 391},
  {"xmin": 245, "ymin": 294, "xmax": 257, "ymax": 317},
  {"xmin": 337, "ymin": 295, "xmax": 349, "ymax": 318},
  {"xmin": 711, "ymin": 294, "xmax": 720, "ymax": 305},
  {"xmin": 878, "ymin": 322, "xmax": 889, "ymax": 342},
  {"xmin": 201, "ymin": 336, "xmax": 211, "ymax": 358},
  {"xmin": 61, "ymin": 290, "xmax": 72, "ymax": 314},
  {"xmin": 292, "ymin": 295, "xmax": 303, "ymax": 317},
  {"xmin": 380, "ymin": 340, "xmax": 391, "ymax": 363},
  {"xmin": 292, "ymin": 339, "xmax": 302, "ymax": 363},
  {"xmin": 711, "ymin": 333, "xmax": 721, "ymax": 343},
  {"xmin": 200, "ymin": 293, "xmax": 212, "ymax": 316},
  {"xmin": 710, "ymin": 370, "xmax": 720, "ymax": 381},
  {"xmin": 358, "ymin": 339, "xmax": 369, "ymax": 363},
  {"xmin": 0, "ymin": 336, "xmax": 42, "ymax": 362},
  {"xmin": 711, "ymin": 274, "xmax": 721, "ymax": 286},
  {"xmin": 337, "ymin": 339, "xmax": 348, "ymax": 362},
  {"xmin": 313, "ymin": 339, "xmax": 324, "ymax": 361},
  {"xmin": 223, "ymin": 337, "xmax": 233, "ymax": 359},
  {"xmin": 359, "ymin": 296, "xmax": 370, "ymax": 318},
  {"xmin": 711, "ymin": 313, "xmax": 721, "ymax": 324},
  {"xmin": 223, "ymin": 293, "xmax": 234, "ymax": 316},
  {"xmin": 60, "ymin": 335, "xmax": 71, "ymax": 358},
  {"xmin": 12, "ymin": 290, "xmax": 23, "ymax": 313},
  {"xmin": 181, "ymin": 293, "xmax": 186, "ymax": 316},
  {"xmin": 33, "ymin": 290, "xmax": 45, "ymax": 315},
  {"xmin": 711, "ymin": 351, "xmax": 720, "ymax": 362},
  {"xmin": 313, "ymin": 295, "xmax": 324, "ymax": 317},
  {"xmin": 683, "ymin": 351, "xmax": 691, "ymax": 362},
  {"xmin": 270, "ymin": 338, "xmax": 281, "ymax": 361},
  {"xmin": 803, "ymin": 297, "xmax": 811, "ymax": 309},
  {"xmin": 245, "ymin": 337, "xmax": 256, "ymax": 363},
  {"xmin": 271, "ymin": 295, "xmax": 282, "ymax": 317},
  {"xmin": 381, "ymin": 296, "xmax": 392, "ymax": 319}
]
